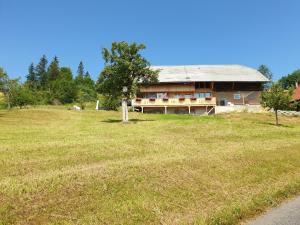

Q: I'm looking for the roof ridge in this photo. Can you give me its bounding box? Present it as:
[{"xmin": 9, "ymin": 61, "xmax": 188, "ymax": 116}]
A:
[{"xmin": 151, "ymin": 64, "xmax": 247, "ymax": 67}]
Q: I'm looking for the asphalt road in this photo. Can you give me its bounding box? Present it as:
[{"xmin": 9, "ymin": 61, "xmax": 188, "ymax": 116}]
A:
[{"xmin": 246, "ymin": 196, "xmax": 300, "ymax": 225}]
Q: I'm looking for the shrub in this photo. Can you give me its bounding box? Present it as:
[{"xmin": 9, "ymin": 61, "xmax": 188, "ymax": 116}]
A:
[{"xmin": 100, "ymin": 95, "xmax": 120, "ymax": 110}]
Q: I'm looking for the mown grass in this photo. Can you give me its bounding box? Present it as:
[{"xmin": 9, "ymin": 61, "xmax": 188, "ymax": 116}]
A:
[{"xmin": 0, "ymin": 107, "xmax": 300, "ymax": 225}]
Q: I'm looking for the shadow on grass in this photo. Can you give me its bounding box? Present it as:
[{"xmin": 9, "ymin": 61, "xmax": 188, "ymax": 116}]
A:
[
  {"xmin": 261, "ymin": 121, "xmax": 295, "ymax": 128},
  {"xmin": 101, "ymin": 118, "xmax": 155, "ymax": 123}
]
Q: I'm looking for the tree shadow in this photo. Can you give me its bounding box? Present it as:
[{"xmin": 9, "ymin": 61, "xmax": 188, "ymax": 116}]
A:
[
  {"xmin": 260, "ymin": 121, "xmax": 295, "ymax": 128},
  {"xmin": 101, "ymin": 118, "xmax": 155, "ymax": 123}
]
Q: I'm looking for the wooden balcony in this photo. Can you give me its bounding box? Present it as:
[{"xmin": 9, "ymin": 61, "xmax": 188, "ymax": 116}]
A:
[{"xmin": 132, "ymin": 97, "xmax": 216, "ymax": 107}]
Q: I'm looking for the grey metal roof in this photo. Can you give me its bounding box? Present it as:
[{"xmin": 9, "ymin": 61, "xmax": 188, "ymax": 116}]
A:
[{"xmin": 151, "ymin": 65, "xmax": 269, "ymax": 83}]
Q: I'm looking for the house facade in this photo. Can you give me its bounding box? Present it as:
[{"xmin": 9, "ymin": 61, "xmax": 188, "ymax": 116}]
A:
[{"xmin": 132, "ymin": 65, "xmax": 269, "ymax": 114}]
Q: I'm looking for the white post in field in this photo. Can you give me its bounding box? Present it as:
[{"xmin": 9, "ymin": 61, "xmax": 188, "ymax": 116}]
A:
[
  {"xmin": 122, "ymin": 98, "xmax": 128, "ymax": 122},
  {"xmin": 96, "ymin": 100, "xmax": 99, "ymax": 110},
  {"xmin": 122, "ymin": 86, "xmax": 129, "ymax": 123}
]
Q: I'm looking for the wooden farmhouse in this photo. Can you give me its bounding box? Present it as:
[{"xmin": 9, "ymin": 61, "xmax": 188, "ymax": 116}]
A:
[{"xmin": 132, "ymin": 65, "xmax": 269, "ymax": 114}]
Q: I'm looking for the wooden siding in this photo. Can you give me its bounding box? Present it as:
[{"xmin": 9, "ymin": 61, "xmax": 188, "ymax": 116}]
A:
[
  {"xmin": 140, "ymin": 83, "xmax": 195, "ymax": 93},
  {"xmin": 132, "ymin": 97, "xmax": 216, "ymax": 107}
]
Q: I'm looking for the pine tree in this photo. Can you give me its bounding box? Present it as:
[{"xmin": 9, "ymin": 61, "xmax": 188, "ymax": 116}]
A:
[
  {"xmin": 75, "ymin": 61, "xmax": 85, "ymax": 85},
  {"xmin": 48, "ymin": 56, "xmax": 60, "ymax": 81},
  {"xmin": 77, "ymin": 61, "xmax": 85, "ymax": 78},
  {"xmin": 258, "ymin": 65, "xmax": 272, "ymax": 90},
  {"xmin": 26, "ymin": 63, "xmax": 37, "ymax": 89},
  {"xmin": 36, "ymin": 55, "xmax": 48, "ymax": 89},
  {"xmin": 84, "ymin": 71, "xmax": 95, "ymax": 88}
]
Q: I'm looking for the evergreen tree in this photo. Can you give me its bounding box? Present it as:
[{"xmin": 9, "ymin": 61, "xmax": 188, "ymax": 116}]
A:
[
  {"xmin": 84, "ymin": 71, "xmax": 95, "ymax": 87},
  {"xmin": 36, "ymin": 55, "xmax": 48, "ymax": 89},
  {"xmin": 26, "ymin": 63, "xmax": 37, "ymax": 89},
  {"xmin": 48, "ymin": 56, "xmax": 60, "ymax": 81},
  {"xmin": 75, "ymin": 61, "xmax": 85, "ymax": 85},
  {"xmin": 77, "ymin": 61, "xmax": 84, "ymax": 78},
  {"xmin": 258, "ymin": 65, "xmax": 272, "ymax": 89}
]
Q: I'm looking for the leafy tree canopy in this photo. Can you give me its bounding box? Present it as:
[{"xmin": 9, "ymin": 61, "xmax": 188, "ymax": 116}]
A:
[
  {"xmin": 60, "ymin": 67, "xmax": 73, "ymax": 81},
  {"xmin": 261, "ymin": 83, "xmax": 293, "ymax": 125},
  {"xmin": 97, "ymin": 41, "xmax": 158, "ymax": 100},
  {"xmin": 278, "ymin": 70, "xmax": 300, "ymax": 89}
]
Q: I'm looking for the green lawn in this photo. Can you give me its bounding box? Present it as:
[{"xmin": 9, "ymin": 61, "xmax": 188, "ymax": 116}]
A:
[{"xmin": 0, "ymin": 107, "xmax": 300, "ymax": 225}]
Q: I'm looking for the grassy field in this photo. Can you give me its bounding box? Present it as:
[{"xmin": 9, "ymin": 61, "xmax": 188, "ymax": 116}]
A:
[{"xmin": 0, "ymin": 107, "xmax": 300, "ymax": 225}]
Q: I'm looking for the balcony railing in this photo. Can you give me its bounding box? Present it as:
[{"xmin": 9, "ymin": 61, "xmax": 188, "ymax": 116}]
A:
[{"xmin": 132, "ymin": 97, "xmax": 216, "ymax": 107}]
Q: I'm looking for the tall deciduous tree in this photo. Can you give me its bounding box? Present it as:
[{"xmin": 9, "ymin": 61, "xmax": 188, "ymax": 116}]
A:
[
  {"xmin": 97, "ymin": 41, "xmax": 158, "ymax": 122},
  {"xmin": 36, "ymin": 55, "xmax": 48, "ymax": 89},
  {"xmin": 48, "ymin": 56, "xmax": 60, "ymax": 81},
  {"xmin": 258, "ymin": 65, "xmax": 272, "ymax": 89},
  {"xmin": 261, "ymin": 83, "xmax": 293, "ymax": 126}
]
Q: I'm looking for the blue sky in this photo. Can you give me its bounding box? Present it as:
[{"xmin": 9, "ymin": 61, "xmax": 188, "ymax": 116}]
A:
[{"xmin": 0, "ymin": 0, "xmax": 300, "ymax": 81}]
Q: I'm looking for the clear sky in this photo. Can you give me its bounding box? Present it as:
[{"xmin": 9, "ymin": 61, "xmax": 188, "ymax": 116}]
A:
[{"xmin": 0, "ymin": 0, "xmax": 299, "ymax": 81}]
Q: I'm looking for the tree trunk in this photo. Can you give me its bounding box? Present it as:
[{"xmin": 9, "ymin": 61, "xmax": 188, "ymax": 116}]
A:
[
  {"xmin": 122, "ymin": 98, "xmax": 129, "ymax": 123},
  {"xmin": 275, "ymin": 110, "xmax": 279, "ymax": 126}
]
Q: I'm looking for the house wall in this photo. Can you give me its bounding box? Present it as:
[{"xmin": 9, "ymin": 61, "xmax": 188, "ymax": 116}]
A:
[
  {"xmin": 140, "ymin": 83, "xmax": 195, "ymax": 93},
  {"xmin": 138, "ymin": 82, "xmax": 263, "ymax": 106},
  {"xmin": 214, "ymin": 91, "xmax": 262, "ymax": 105}
]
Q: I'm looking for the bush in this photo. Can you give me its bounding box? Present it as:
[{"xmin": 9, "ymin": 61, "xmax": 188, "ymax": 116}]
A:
[
  {"xmin": 76, "ymin": 86, "xmax": 97, "ymax": 110},
  {"xmin": 50, "ymin": 79, "xmax": 78, "ymax": 104},
  {"xmin": 100, "ymin": 95, "xmax": 120, "ymax": 110},
  {"xmin": 10, "ymin": 86, "xmax": 35, "ymax": 108}
]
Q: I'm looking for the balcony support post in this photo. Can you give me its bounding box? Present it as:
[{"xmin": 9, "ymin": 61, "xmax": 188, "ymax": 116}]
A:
[
  {"xmin": 141, "ymin": 106, "xmax": 144, "ymax": 114},
  {"xmin": 188, "ymin": 106, "xmax": 191, "ymax": 114},
  {"xmin": 164, "ymin": 106, "xmax": 167, "ymax": 114}
]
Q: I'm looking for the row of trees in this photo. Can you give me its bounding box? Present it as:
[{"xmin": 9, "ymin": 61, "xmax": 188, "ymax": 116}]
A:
[
  {"xmin": 1, "ymin": 42, "xmax": 300, "ymax": 125},
  {"xmin": 258, "ymin": 64, "xmax": 300, "ymax": 89},
  {"xmin": 0, "ymin": 56, "xmax": 97, "ymax": 109}
]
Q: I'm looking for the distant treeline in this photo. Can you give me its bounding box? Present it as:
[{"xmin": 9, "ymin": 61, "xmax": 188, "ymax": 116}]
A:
[
  {"xmin": 1, "ymin": 55, "xmax": 300, "ymax": 110},
  {"xmin": 0, "ymin": 55, "xmax": 97, "ymax": 109},
  {"xmin": 278, "ymin": 70, "xmax": 300, "ymax": 89}
]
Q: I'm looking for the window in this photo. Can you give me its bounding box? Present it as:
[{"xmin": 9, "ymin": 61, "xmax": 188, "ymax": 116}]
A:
[
  {"xmin": 146, "ymin": 93, "xmax": 157, "ymax": 98},
  {"xmin": 195, "ymin": 92, "xmax": 212, "ymax": 98},
  {"xmin": 157, "ymin": 93, "xmax": 167, "ymax": 99},
  {"xmin": 233, "ymin": 93, "xmax": 241, "ymax": 100}
]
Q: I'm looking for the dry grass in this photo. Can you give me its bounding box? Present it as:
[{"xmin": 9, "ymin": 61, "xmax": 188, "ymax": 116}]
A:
[{"xmin": 0, "ymin": 107, "xmax": 300, "ymax": 225}]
